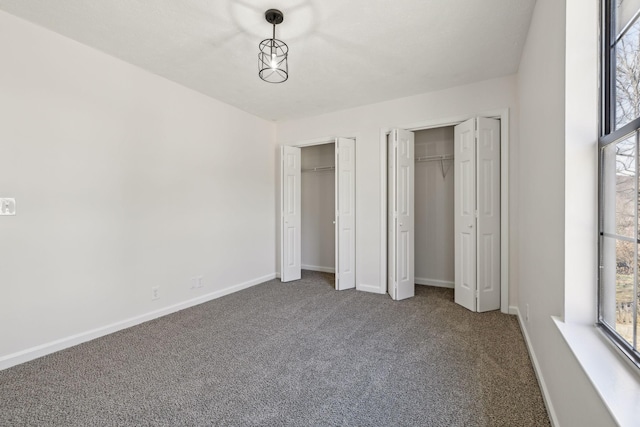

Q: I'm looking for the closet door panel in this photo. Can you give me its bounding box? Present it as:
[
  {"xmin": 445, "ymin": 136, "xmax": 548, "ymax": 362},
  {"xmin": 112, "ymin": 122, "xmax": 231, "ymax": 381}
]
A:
[
  {"xmin": 390, "ymin": 129, "xmax": 415, "ymax": 301},
  {"xmin": 281, "ymin": 146, "xmax": 301, "ymax": 282},
  {"xmin": 454, "ymin": 118, "xmax": 477, "ymax": 311},
  {"xmin": 336, "ymin": 137, "xmax": 356, "ymax": 290},
  {"xmin": 388, "ymin": 134, "xmax": 397, "ymax": 298},
  {"xmin": 476, "ymin": 117, "xmax": 501, "ymax": 312}
]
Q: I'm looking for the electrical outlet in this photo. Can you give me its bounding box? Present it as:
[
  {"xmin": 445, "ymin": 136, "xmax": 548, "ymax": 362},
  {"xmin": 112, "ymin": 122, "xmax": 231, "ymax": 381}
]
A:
[
  {"xmin": 191, "ymin": 276, "xmax": 204, "ymax": 289},
  {"xmin": 151, "ymin": 286, "xmax": 159, "ymax": 300},
  {"xmin": 0, "ymin": 198, "xmax": 16, "ymax": 216},
  {"xmin": 525, "ymin": 303, "xmax": 530, "ymax": 322}
]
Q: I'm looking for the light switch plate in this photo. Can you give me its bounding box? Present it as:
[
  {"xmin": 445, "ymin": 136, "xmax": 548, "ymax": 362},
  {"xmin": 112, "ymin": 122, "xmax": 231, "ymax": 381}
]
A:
[{"xmin": 0, "ymin": 198, "xmax": 16, "ymax": 215}]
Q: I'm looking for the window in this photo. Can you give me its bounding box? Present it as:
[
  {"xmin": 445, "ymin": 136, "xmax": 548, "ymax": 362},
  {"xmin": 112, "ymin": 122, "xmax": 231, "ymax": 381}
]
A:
[{"xmin": 599, "ymin": 0, "xmax": 640, "ymax": 367}]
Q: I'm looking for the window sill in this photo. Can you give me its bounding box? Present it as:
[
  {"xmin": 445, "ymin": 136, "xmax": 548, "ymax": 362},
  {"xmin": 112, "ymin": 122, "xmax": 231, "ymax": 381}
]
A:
[{"xmin": 553, "ymin": 317, "xmax": 640, "ymax": 427}]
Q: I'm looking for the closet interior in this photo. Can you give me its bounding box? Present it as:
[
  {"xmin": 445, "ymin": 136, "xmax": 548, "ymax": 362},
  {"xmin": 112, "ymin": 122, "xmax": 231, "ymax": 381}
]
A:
[
  {"xmin": 301, "ymin": 143, "xmax": 336, "ymax": 288},
  {"xmin": 414, "ymin": 127, "xmax": 455, "ymax": 289}
]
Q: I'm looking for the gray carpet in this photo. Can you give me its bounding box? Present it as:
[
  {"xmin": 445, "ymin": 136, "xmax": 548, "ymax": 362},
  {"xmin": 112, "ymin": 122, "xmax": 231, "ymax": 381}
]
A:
[{"xmin": 0, "ymin": 270, "xmax": 550, "ymax": 426}]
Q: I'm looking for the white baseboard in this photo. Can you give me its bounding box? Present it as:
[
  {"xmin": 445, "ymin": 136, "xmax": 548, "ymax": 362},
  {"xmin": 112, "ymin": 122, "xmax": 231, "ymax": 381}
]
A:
[
  {"xmin": 301, "ymin": 264, "xmax": 335, "ymax": 273},
  {"xmin": 0, "ymin": 273, "xmax": 276, "ymax": 372},
  {"xmin": 513, "ymin": 307, "xmax": 560, "ymax": 427},
  {"xmin": 415, "ymin": 277, "xmax": 454, "ymax": 288},
  {"xmin": 357, "ymin": 283, "xmax": 386, "ymax": 294}
]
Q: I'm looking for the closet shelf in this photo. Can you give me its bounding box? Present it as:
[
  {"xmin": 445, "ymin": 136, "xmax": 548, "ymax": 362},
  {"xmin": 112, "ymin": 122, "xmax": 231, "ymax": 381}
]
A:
[{"xmin": 302, "ymin": 166, "xmax": 335, "ymax": 173}]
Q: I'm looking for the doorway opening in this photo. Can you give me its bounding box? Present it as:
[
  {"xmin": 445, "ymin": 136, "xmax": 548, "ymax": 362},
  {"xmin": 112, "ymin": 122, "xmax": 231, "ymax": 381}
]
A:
[
  {"xmin": 280, "ymin": 138, "xmax": 356, "ymax": 291},
  {"xmin": 414, "ymin": 127, "xmax": 455, "ymax": 290},
  {"xmin": 301, "ymin": 143, "xmax": 336, "ymax": 289},
  {"xmin": 385, "ymin": 114, "xmax": 507, "ymax": 313}
]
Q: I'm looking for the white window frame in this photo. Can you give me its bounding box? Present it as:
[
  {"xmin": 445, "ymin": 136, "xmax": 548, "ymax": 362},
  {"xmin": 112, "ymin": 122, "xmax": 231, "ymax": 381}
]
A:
[{"xmin": 598, "ymin": 0, "xmax": 640, "ymax": 369}]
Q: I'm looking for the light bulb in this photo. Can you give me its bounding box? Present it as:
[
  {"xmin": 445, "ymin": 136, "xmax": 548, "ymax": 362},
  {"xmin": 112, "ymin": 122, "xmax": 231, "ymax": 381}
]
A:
[{"xmin": 270, "ymin": 53, "xmax": 278, "ymax": 70}]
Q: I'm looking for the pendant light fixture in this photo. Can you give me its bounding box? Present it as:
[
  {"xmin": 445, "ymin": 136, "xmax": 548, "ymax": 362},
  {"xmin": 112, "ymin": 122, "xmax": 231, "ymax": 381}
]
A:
[{"xmin": 258, "ymin": 9, "xmax": 288, "ymax": 83}]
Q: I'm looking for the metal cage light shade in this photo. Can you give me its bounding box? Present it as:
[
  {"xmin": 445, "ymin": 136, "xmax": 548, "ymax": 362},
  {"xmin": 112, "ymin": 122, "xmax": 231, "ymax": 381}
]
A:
[{"xmin": 258, "ymin": 9, "xmax": 288, "ymax": 83}]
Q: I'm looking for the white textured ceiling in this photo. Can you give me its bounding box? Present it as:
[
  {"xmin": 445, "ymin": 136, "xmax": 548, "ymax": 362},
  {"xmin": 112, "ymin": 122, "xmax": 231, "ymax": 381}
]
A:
[{"xmin": 0, "ymin": 0, "xmax": 536, "ymax": 121}]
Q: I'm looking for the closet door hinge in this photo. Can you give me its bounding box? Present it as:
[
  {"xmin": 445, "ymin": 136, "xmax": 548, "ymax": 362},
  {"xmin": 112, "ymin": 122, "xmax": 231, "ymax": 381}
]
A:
[
  {"xmin": 475, "ymin": 210, "xmax": 479, "ymax": 218},
  {"xmin": 475, "ymin": 290, "xmax": 479, "ymax": 299}
]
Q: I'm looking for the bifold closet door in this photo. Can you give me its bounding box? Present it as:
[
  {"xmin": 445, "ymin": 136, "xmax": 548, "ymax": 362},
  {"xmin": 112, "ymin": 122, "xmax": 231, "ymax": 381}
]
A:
[
  {"xmin": 280, "ymin": 146, "xmax": 301, "ymax": 282},
  {"xmin": 454, "ymin": 117, "xmax": 500, "ymax": 312},
  {"xmin": 388, "ymin": 129, "xmax": 415, "ymax": 301},
  {"xmin": 335, "ymin": 138, "xmax": 356, "ymax": 290}
]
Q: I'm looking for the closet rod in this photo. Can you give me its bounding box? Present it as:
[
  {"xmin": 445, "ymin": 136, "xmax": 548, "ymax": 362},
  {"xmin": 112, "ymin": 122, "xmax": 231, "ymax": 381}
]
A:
[
  {"xmin": 302, "ymin": 165, "xmax": 336, "ymax": 172},
  {"xmin": 415, "ymin": 154, "xmax": 453, "ymax": 179},
  {"xmin": 415, "ymin": 154, "xmax": 454, "ymax": 163}
]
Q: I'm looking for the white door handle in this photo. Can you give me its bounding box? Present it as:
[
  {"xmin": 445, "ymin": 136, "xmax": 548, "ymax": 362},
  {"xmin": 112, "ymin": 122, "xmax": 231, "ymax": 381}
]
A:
[
  {"xmin": 468, "ymin": 224, "xmax": 473, "ymax": 228},
  {"xmin": 399, "ymin": 223, "xmax": 403, "ymax": 226},
  {"xmin": 333, "ymin": 221, "xmax": 336, "ymax": 224}
]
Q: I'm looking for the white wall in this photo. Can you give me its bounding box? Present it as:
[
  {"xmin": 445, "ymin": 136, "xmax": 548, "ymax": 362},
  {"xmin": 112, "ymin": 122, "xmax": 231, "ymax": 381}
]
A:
[
  {"xmin": 277, "ymin": 76, "xmax": 518, "ymax": 299},
  {"xmin": 516, "ymin": 0, "xmax": 616, "ymax": 425},
  {"xmin": 301, "ymin": 144, "xmax": 335, "ymax": 272},
  {"xmin": 0, "ymin": 11, "xmax": 276, "ymax": 365},
  {"xmin": 414, "ymin": 127, "xmax": 455, "ymax": 286}
]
